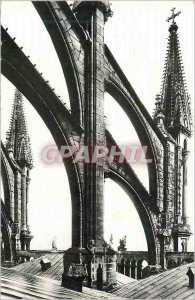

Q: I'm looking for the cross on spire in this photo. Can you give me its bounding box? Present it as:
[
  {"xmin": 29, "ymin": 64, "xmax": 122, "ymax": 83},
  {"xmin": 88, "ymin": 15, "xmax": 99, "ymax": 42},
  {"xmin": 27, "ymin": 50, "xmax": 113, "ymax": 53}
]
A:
[
  {"xmin": 166, "ymin": 7, "xmax": 181, "ymax": 24},
  {"xmin": 154, "ymin": 8, "xmax": 193, "ymax": 138}
]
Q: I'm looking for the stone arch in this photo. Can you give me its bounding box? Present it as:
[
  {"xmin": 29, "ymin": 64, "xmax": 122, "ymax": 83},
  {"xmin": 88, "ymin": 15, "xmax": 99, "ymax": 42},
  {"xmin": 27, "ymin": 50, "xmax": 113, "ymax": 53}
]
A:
[
  {"xmin": 107, "ymin": 172, "xmax": 157, "ymax": 265},
  {"xmin": 1, "ymin": 145, "xmax": 13, "ymax": 220},
  {"xmin": 1, "ymin": 200, "xmax": 13, "ymax": 262},
  {"xmin": 1, "ymin": 64, "xmax": 83, "ymax": 250},
  {"xmin": 104, "ymin": 92, "xmax": 149, "ymax": 190},
  {"xmin": 1, "ymin": 146, "xmax": 13, "ymax": 262},
  {"xmin": 105, "ymin": 80, "xmax": 158, "ymax": 200},
  {"xmin": 33, "ymin": 1, "xmax": 83, "ymax": 123}
]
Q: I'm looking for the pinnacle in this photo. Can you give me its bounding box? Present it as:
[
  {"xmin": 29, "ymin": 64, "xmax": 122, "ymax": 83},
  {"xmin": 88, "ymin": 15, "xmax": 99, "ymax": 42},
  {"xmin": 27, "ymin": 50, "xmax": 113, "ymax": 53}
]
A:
[
  {"xmin": 5, "ymin": 89, "xmax": 33, "ymax": 169},
  {"xmin": 154, "ymin": 13, "xmax": 193, "ymax": 138}
]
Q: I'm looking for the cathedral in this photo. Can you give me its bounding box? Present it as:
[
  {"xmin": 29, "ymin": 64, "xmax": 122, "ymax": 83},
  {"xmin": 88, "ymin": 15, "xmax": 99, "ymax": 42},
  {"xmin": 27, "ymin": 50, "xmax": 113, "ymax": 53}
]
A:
[{"xmin": 1, "ymin": 1, "xmax": 194, "ymax": 298}]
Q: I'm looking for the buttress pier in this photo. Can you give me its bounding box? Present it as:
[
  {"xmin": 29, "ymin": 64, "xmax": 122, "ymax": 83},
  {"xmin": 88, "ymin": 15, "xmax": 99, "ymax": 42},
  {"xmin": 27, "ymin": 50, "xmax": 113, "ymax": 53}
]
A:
[
  {"xmin": 1, "ymin": 1, "xmax": 193, "ymax": 291},
  {"xmin": 1, "ymin": 89, "xmax": 33, "ymax": 264}
]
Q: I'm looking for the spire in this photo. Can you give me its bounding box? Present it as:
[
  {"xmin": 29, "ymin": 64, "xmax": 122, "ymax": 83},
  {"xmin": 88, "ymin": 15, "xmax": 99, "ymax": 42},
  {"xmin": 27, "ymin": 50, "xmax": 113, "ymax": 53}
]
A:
[
  {"xmin": 5, "ymin": 89, "xmax": 33, "ymax": 169},
  {"xmin": 154, "ymin": 8, "xmax": 193, "ymax": 138}
]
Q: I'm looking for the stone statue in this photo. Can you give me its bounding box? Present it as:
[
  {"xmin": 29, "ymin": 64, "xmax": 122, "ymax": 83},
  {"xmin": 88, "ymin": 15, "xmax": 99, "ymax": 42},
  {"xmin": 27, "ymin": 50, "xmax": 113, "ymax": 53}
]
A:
[
  {"xmin": 109, "ymin": 234, "xmax": 113, "ymax": 247},
  {"xmin": 88, "ymin": 239, "xmax": 95, "ymax": 254},
  {"xmin": 118, "ymin": 235, "xmax": 127, "ymax": 251},
  {"xmin": 181, "ymin": 240, "xmax": 185, "ymax": 252},
  {"xmin": 52, "ymin": 236, "xmax": 57, "ymax": 251}
]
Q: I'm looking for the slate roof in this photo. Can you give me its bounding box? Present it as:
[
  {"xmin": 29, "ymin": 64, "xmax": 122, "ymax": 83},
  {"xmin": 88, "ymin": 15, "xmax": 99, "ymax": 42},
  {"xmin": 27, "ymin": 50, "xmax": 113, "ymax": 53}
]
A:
[
  {"xmin": 13, "ymin": 252, "xmax": 135, "ymax": 288},
  {"xmin": 110, "ymin": 262, "xmax": 194, "ymax": 299},
  {"xmin": 13, "ymin": 252, "xmax": 65, "ymax": 281},
  {"xmin": 1, "ymin": 267, "xmax": 116, "ymax": 299},
  {"xmin": 12, "ymin": 253, "xmax": 194, "ymax": 299},
  {"xmin": 114, "ymin": 272, "xmax": 136, "ymax": 288}
]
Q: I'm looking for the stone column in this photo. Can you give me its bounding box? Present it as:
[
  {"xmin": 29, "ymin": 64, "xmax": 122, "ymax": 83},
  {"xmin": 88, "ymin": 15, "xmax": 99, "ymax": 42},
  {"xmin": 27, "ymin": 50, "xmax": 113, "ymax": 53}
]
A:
[
  {"xmin": 25, "ymin": 172, "xmax": 33, "ymax": 251},
  {"xmin": 9, "ymin": 173, "xmax": 15, "ymax": 222},
  {"xmin": 62, "ymin": 2, "xmax": 115, "ymax": 290},
  {"xmin": 26, "ymin": 175, "xmax": 31, "ymax": 231},
  {"xmin": 21, "ymin": 167, "xmax": 27, "ymax": 232},
  {"xmin": 14, "ymin": 170, "xmax": 21, "ymax": 230},
  {"xmin": 182, "ymin": 140, "xmax": 189, "ymax": 225},
  {"xmin": 80, "ymin": 2, "xmax": 110, "ymax": 248},
  {"xmin": 174, "ymin": 145, "xmax": 182, "ymax": 223}
]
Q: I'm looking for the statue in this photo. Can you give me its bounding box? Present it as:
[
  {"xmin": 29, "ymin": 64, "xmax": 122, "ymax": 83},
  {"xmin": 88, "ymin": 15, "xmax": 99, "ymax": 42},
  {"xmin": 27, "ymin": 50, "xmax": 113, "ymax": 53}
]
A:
[
  {"xmin": 118, "ymin": 235, "xmax": 127, "ymax": 251},
  {"xmin": 109, "ymin": 234, "xmax": 113, "ymax": 247},
  {"xmin": 181, "ymin": 239, "xmax": 186, "ymax": 252},
  {"xmin": 87, "ymin": 239, "xmax": 95, "ymax": 254},
  {"xmin": 52, "ymin": 236, "xmax": 57, "ymax": 251}
]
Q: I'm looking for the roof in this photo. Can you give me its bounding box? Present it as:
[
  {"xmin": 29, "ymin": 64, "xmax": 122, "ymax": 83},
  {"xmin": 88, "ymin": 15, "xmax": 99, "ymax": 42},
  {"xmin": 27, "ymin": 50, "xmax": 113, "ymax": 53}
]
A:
[
  {"xmin": 12, "ymin": 252, "xmax": 135, "ymax": 294},
  {"xmin": 110, "ymin": 262, "xmax": 195, "ymax": 299},
  {"xmin": 114, "ymin": 272, "xmax": 136, "ymax": 288},
  {"xmin": 9, "ymin": 253, "xmax": 195, "ymax": 298},
  {"xmin": 13, "ymin": 252, "xmax": 65, "ymax": 281},
  {"xmin": 1, "ymin": 267, "xmax": 116, "ymax": 299}
]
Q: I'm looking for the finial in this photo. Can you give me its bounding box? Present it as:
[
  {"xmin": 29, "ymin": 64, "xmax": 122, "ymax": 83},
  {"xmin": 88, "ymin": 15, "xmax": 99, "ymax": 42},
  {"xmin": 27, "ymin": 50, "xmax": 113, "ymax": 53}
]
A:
[
  {"xmin": 167, "ymin": 8, "xmax": 181, "ymax": 33},
  {"xmin": 166, "ymin": 7, "xmax": 181, "ymax": 24}
]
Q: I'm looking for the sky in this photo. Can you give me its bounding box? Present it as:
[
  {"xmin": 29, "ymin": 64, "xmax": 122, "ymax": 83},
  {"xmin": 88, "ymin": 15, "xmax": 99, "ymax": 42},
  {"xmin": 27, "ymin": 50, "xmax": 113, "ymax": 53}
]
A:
[{"xmin": 1, "ymin": 1, "xmax": 194, "ymax": 252}]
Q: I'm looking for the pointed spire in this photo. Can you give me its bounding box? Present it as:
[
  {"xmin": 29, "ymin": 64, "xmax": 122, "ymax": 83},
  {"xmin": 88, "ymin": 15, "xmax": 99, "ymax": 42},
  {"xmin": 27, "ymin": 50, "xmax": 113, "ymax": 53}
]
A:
[
  {"xmin": 5, "ymin": 89, "xmax": 33, "ymax": 169},
  {"xmin": 154, "ymin": 9, "xmax": 193, "ymax": 138}
]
